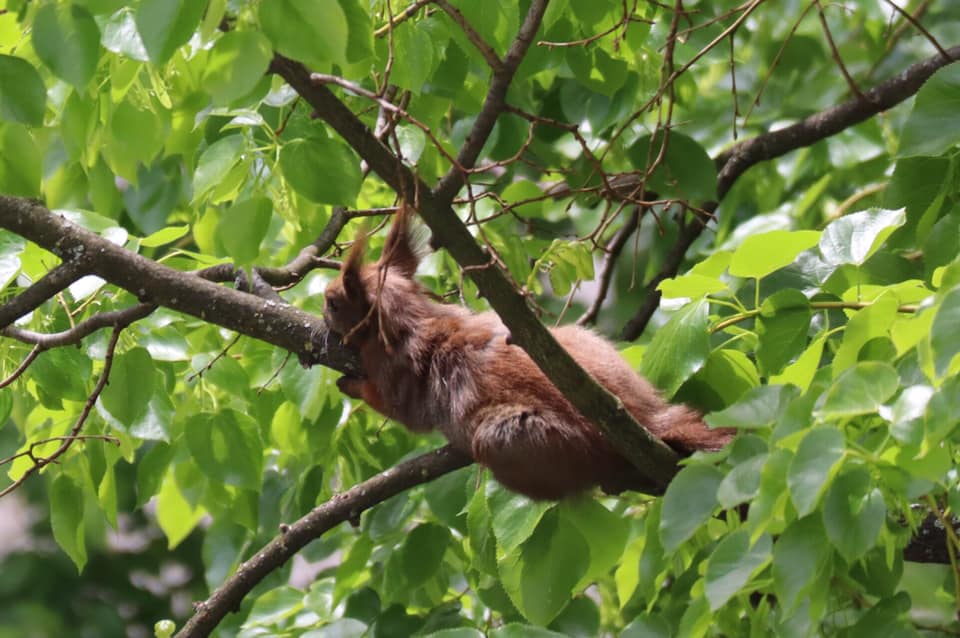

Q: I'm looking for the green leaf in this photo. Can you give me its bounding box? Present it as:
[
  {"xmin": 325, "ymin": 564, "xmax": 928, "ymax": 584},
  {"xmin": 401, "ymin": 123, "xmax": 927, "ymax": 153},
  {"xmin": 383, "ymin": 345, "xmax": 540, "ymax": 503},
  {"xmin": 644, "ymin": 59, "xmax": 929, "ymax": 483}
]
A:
[
  {"xmin": 400, "ymin": 523, "xmax": 450, "ymax": 587},
  {"xmin": 156, "ymin": 465, "xmax": 206, "ymax": 548},
  {"xmin": 32, "ymin": 4, "xmax": 101, "ymax": 89},
  {"xmin": 728, "ymin": 230, "xmax": 820, "ymax": 279},
  {"xmin": 769, "ymin": 333, "xmax": 826, "ymax": 393},
  {"xmin": 756, "ymin": 289, "xmax": 811, "ymax": 375},
  {"xmin": 530, "ymin": 239, "xmax": 594, "ymax": 296},
  {"xmin": 104, "ymin": 101, "xmax": 167, "ymax": 182},
  {"xmin": 101, "ymin": 347, "xmax": 156, "ymax": 427},
  {"xmin": 898, "ymin": 64, "xmax": 960, "ymax": 158},
  {"xmin": 141, "ymin": 225, "xmax": 189, "ymax": 248},
  {"xmin": 244, "ymin": 585, "xmax": 305, "ymax": 627},
  {"xmin": 390, "ymin": 19, "xmax": 437, "ymax": 93},
  {"xmin": 0, "ymin": 388, "xmax": 12, "ymax": 426},
  {"xmin": 489, "ymin": 625, "xmax": 567, "ymax": 638},
  {"xmin": 641, "ymin": 298, "xmax": 710, "ymax": 396},
  {"xmin": 787, "ymin": 427, "xmax": 845, "ymax": 517},
  {"xmin": 706, "ymin": 384, "xmax": 799, "ymax": 430},
  {"xmin": 50, "ymin": 473, "xmax": 87, "ymax": 571},
  {"xmin": 218, "ymin": 197, "xmax": 272, "ymax": 264},
  {"xmin": 136, "ymin": 443, "xmax": 173, "ymax": 507},
  {"xmin": 193, "ymin": 134, "xmax": 245, "ymax": 203},
  {"xmin": 203, "ymin": 31, "xmax": 273, "ymax": 105},
  {"xmin": 337, "ymin": 0, "xmax": 374, "ymax": 65},
  {"xmin": 772, "ymin": 516, "xmax": 830, "ymax": 613},
  {"xmin": 818, "ymin": 208, "xmax": 906, "ymax": 266},
  {"xmin": 816, "ymin": 361, "xmax": 900, "ymax": 419},
  {"xmin": 704, "ymin": 530, "xmax": 772, "ymax": 610},
  {"xmin": 135, "ymin": 0, "xmax": 206, "ymax": 65},
  {"xmin": 185, "ymin": 410, "xmax": 264, "ymax": 490},
  {"xmin": 279, "ymin": 137, "xmax": 362, "ymax": 205},
  {"xmin": 487, "ymin": 483, "xmax": 552, "ymax": 558},
  {"xmin": 884, "ymin": 384, "xmax": 933, "ymax": 445},
  {"xmin": 717, "ymin": 453, "xmax": 767, "ymax": 508},
  {"xmin": 846, "ymin": 596, "xmax": 923, "ymax": 638},
  {"xmin": 501, "ymin": 510, "xmax": 590, "ymax": 626},
  {"xmin": 0, "ymin": 123, "xmax": 41, "ymax": 196},
  {"xmin": 0, "ymin": 55, "xmax": 46, "ymax": 126},
  {"xmin": 100, "ymin": 8, "xmax": 149, "ymax": 61},
  {"xmin": 658, "ymin": 273, "xmax": 728, "ymax": 299},
  {"xmin": 683, "ymin": 348, "xmax": 760, "ymax": 409},
  {"xmin": 822, "ymin": 466, "xmax": 885, "ymax": 561},
  {"xmin": 659, "ymin": 464, "xmax": 722, "ymax": 553},
  {"xmin": 549, "ymin": 596, "xmax": 600, "ymax": 637},
  {"xmin": 931, "ymin": 285, "xmax": 960, "ymax": 379},
  {"xmin": 31, "ymin": 347, "xmax": 92, "ymax": 402},
  {"xmin": 622, "ymin": 615, "xmax": 672, "ymax": 638},
  {"xmin": 559, "ymin": 499, "xmax": 629, "ymax": 585},
  {"xmin": 260, "ymin": 0, "xmax": 348, "ymax": 71},
  {"xmin": 626, "ymin": 131, "xmax": 717, "ymax": 201},
  {"xmin": 833, "ymin": 294, "xmax": 899, "ymax": 373}
]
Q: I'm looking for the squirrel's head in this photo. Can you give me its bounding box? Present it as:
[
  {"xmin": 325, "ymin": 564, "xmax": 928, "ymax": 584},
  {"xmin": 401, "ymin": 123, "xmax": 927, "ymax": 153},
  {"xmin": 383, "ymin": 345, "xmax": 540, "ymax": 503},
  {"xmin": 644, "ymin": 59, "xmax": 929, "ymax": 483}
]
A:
[{"xmin": 324, "ymin": 204, "xmax": 424, "ymax": 343}]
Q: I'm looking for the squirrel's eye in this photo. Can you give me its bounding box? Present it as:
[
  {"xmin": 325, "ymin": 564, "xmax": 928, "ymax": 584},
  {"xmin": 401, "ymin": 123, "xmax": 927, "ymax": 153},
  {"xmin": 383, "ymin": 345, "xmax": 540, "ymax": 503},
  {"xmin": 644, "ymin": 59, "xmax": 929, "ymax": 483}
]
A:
[{"xmin": 326, "ymin": 298, "xmax": 338, "ymax": 312}]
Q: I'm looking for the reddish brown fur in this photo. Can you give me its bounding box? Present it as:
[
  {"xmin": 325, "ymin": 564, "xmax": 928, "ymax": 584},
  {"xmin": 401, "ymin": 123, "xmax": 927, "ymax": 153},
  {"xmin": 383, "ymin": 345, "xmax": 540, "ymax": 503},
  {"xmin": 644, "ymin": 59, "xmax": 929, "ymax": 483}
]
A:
[{"xmin": 324, "ymin": 206, "xmax": 734, "ymax": 500}]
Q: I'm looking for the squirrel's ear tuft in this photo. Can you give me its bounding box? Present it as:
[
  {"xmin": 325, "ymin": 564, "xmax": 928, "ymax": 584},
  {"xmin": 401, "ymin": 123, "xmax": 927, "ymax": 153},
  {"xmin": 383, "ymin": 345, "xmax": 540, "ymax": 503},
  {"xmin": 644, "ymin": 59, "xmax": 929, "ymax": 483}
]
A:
[
  {"xmin": 342, "ymin": 233, "xmax": 367, "ymax": 298},
  {"xmin": 380, "ymin": 202, "xmax": 422, "ymax": 278}
]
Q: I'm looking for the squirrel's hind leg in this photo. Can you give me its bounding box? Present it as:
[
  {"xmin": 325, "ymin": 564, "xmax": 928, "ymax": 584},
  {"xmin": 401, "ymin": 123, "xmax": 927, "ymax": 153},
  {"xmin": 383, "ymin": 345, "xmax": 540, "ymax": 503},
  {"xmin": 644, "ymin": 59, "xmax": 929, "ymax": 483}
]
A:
[{"xmin": 470, "ymin": 405, "xmax": 609, "ymax": 500}]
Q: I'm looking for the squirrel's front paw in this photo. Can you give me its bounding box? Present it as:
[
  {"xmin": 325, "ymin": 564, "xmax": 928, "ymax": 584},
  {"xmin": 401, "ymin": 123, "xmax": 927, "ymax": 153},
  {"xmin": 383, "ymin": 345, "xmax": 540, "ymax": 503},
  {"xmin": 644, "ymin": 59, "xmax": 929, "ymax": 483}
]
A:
[{"xmin": 336, "ymin": 375, "xmax": 366, "ymax": 399}]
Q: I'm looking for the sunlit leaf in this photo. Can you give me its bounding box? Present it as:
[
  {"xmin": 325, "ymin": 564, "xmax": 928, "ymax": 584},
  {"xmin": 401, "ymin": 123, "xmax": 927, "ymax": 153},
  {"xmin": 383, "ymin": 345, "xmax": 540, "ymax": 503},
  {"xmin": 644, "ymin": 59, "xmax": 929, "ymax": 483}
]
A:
[
  {"xmin": 728, "ymin": 230, "xmax": 820, "ymax": 279},
  {"xmin": 819, "ymin": 208, "xmax": 906, "ymax": 267},
  {"xmin": 641, "ymin": 299, "xmax": 710, "ymax": 397}
]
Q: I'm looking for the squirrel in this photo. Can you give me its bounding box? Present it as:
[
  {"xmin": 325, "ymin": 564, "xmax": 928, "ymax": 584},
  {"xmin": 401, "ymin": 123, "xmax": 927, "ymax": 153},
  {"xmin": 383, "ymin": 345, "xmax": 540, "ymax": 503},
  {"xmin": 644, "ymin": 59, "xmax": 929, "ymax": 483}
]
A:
[{"xmin": 323, "ymin": 205, "xmax": 733, "ymax": 500}]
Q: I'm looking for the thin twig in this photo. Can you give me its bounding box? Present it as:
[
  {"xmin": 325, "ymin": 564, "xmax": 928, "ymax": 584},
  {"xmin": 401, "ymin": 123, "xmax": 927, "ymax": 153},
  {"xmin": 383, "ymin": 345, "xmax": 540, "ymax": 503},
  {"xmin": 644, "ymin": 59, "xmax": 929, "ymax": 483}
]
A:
[
  {"xmin": 432, "ymin": 0, "xmax": 502, "ymax": 69},
  {"xmin": 0, "ymin": 325, "xmax": 125, "ymax": 498},
  {"xmin": 814, "ymin": 0, "xmax": 866, "ymax": 101},
  {"xmin": 373, "ymin": 0, "xmax": 431, "ymax": 38},
  {"xmin": 0, "ymin": 344, "xmax": 42, "ymax": 389},
  {"xmin": 577, "ymin": 209, "xmax": 642, "ymax": 326},
  {"xmin": 880, "ymin": 0, "xmax": 948, "ymax": 60}
]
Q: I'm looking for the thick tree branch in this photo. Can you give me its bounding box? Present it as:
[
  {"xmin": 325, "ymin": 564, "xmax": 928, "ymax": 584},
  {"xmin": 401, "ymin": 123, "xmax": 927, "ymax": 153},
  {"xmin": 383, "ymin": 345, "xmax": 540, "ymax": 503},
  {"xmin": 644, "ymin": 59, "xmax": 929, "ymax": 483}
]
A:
[
  {"xmin": 0, "ymin": 196, "xmax": 362, "ymax": 377},
  {"xmin": 174, "ymin": 445, "xmax": 472, "ymax": 638}
]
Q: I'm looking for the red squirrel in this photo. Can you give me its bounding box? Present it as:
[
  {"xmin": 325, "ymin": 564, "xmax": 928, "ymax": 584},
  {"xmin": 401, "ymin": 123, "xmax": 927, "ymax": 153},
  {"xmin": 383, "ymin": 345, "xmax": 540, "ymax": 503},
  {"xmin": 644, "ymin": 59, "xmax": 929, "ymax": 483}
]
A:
[{"xmin": 323, "ymin": 206, "xmax": 733, "ymax": 499}]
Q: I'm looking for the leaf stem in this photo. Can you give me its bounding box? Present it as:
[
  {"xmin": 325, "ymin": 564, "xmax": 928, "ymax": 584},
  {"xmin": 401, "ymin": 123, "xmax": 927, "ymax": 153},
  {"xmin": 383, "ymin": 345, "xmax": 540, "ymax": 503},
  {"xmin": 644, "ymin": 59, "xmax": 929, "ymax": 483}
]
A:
[{"xmin": 710, "ymin": 300, "xmax": 919, "ymax": 334}]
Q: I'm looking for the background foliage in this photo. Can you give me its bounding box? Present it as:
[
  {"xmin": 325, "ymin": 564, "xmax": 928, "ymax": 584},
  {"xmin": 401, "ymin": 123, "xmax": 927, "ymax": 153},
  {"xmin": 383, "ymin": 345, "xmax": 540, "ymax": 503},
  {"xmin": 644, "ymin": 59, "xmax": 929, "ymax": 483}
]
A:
[{"xmin": 1, "ymin": 0, "xmax": 960, "ymax": 637}]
